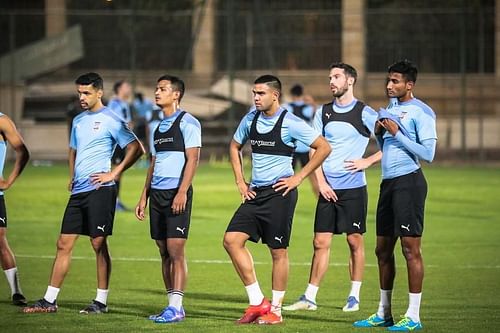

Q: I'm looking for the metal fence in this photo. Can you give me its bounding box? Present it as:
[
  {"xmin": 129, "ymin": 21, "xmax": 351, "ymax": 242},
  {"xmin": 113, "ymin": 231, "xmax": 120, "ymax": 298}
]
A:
[{"xmin": 0, "ymin": 1, "xmax": 498, "ymax": 160}]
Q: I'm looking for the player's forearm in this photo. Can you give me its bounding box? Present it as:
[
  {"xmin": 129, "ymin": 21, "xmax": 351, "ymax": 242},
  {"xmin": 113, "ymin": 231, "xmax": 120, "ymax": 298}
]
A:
[
  {"xmin": 6, "ymin": 144, "xmax": 29, "ymax": 186},
  {"xmin": 394, "ymin": 133, "xmax": 436, "ymax": 162},
  {"xmin": 141, "ymin": 161, "xmax": 155, "ymax": 199},
  {"xmin": 297, "ymin": 137, "xmax": 331, "ymax": 182},
  {"xmin": 178, "ymin": 148, "xmax": 200, "ymax": 193},
  {"xmin": 229, "ymin": 141, "xmax": 245, "ymax": 185},
  {"xmin": 68, "ymin": 149, "xmax": 76, "ymax": 181},
  {"xmin": 365, "ymin": 150, "xmax": 382, "ymax": 166},
  {"xmin": 309, "ymin": 148, "xmax": 328, "ymax": 186}
]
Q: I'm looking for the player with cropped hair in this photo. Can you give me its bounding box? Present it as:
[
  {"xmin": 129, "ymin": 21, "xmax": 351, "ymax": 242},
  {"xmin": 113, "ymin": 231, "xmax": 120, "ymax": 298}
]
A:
[
  {"xmin": 223, "ymin": 74, "xmax": 331, "ymax": 325},
  {"xmin": 354, "ymin": 60, "xmax": 437, "ymax": 331},
  {"xmin": 135, "ymin": 75, "xmax": 201, "ymax": 324},
  {"xmin": 23, "ymin": 72, "xmax": 144, "ymax": 314},
  {"xmin": 284, "ymin": 62, "xmax": 381, "ymax": 313}
]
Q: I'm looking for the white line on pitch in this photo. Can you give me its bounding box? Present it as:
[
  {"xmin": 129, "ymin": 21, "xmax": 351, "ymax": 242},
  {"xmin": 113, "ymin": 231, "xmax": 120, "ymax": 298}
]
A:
[{"xmin": 15, "ymin": 254, "xmax": 500, "ymax": 269}]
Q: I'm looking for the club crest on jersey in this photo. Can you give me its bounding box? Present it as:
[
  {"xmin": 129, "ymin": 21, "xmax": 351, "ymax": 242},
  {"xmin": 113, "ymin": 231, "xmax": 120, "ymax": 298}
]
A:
[
  {"xmin": 250, "ymin": 140, "xmax": 275, "ymax": 147},
  {"xmin": 93, "ymin": 121, "xmax": 101, "ymax": 131}
]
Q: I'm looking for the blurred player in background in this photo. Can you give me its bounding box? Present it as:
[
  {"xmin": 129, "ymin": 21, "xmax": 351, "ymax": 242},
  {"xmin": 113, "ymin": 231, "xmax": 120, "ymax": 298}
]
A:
[
  {"xmin": 283, "ymin": 84, "xmax": 319, "ymax": 196},
  {"xmin": 0, "ymin": 113, "xmax": 30, "ymax": 306},
  {"xmin": 136, "ymin": 75, "xmax": 201, "ymax": 324},
  {"xmin": 132, "ymin": 92, "xmax": 154, "ymax": 166},
  {"xmin": 285, "ymin": 62, "xmax": 381, "ymax": 313},
  {"xmin": 145, "ymin": 105, "xmax": 163, "ymax": 158},
  {"xmin": 23, "ymin": 72, "xmax": 143, "ymax": 314},
  {"xmin": 108, "ymin": 80, "xmax": 133, "ymax": 211},
  {"xmin": 223, "ymin": 75, "xmax": 330, "ymax": 325},
  {"xmin": 354, "ymin": 60, "xmax": 436, "ymax": 331}
]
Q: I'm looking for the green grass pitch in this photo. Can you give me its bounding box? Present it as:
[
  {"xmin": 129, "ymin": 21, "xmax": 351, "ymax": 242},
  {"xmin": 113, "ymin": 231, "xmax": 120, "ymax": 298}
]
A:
[{"xmin": 0, "ymin": 162, "xmax": 499, "ymax": 332}]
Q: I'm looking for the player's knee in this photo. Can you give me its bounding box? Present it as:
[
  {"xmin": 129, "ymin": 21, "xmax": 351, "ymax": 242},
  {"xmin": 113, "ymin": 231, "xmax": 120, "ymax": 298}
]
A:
[
  {"xmin": 270, "ymin": 248, "xmax": 288, "ymax": 261},
  {"xmin": 313, "ymin": 237, "xmax": 330, "ymax": 251},
  {"xmin": 401, "ymin": 245, "xmax": 421, "ymax": 262},
  {"xmin": 223, "ymin": 234, "xmax": 238, "ymax": 251},
  {"xmin": 90, "ymin": 238, "xmax": 107, "ymax": 253},
  {"xmin": 347, "ymin": 234, "xmax": 363, "ymax": 253},
  {"xmin": 375, "ymin": 246, "xmax": 393, "ymax": 263}
]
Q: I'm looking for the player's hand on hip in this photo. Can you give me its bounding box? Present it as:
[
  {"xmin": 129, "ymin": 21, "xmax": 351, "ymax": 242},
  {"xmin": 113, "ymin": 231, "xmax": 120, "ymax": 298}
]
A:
[
  {"xmin": 237, "ymin": 182, "xmax": 256, "ymax": 202},
  {"xmin": 68, "ymin": 180, "xmax": 73, "ymax": 192},
  {"xmin": 273, "ymin": 175, "xmax": 302, "ymax": 196},
  {"xmin": 318, "ymin": 182, "xmax": 337, "ymax": 202},
  {"xmin": 171, "ymin": 191, "xmax": 187, "ymax": 215},
  {"xmin": 344, "ymin": 159, "xmax": 370, "ymax": 173},
  {"xmin": 90, "ymin": 172, "xmax": 115, "ymax": 189}
]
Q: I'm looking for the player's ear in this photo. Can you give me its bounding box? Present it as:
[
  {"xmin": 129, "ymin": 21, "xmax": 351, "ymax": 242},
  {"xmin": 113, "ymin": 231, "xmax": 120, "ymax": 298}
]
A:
[
  {"xmin": 96, "ymin": 88, "xmax": 103, "ymax": 99},
  {"xmin": 272, "ymin": 90, "xmax": 280, "ymax": 102},
  {"xmin": 406, "ymin": 81, "xmax": 414, "ymax": 91}
]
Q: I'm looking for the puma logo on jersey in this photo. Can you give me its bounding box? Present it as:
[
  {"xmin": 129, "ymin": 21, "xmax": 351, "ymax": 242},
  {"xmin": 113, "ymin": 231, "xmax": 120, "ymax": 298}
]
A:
[
  {"xmin": 0, "ymin": 217, "xmax": 5, "ymax": 224},
  {"xmin": 176, "ymin": 227, "xmax": 186, "ymax": 235},
  {"xmin": 325, "ymin": 113, "xmax": 331, "ymax": 119},
  {"xmin": 97, "ymin": 225, "xmax": 106, "ymax": 232},
  {"xmin": 93, "ymin": 121, "xmax": 101, "ymax": 131},
  {"xmin": 274, "ymin": 236, "xmax": 284, "ymax": 244},
  {"xmin": 401, "ymin": 224, "xmax": 410, "ymax": 232},
  {"xmin": 353, "ymin": 222, "xmax": 361, "ymax": 229}
]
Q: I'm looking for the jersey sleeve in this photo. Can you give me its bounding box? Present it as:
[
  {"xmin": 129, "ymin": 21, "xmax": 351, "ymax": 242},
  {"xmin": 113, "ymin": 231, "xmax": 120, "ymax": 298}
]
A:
[
  {"xmin": 415, "ymin": 109, "xmax": 437, "ymax": 141},
  {"xmin": 312, "ymin": 106, "xmax": 323, "ymax": 133},
  {"xmin": 181, "ymin": 116, "xmax": 202, "ymax": 149},
  {"xmin": 362, "ymin": 106, "xmax": 378, "ymax": 135},
  {"xmin": 233, "ymin": 113, "xmax": 251, "ymax": 145},
  {"xmin": 110, "ymin": 120, "xmax": 137, "ymax": 148},
  {"xmin": 287, "ymin": 115, "xmax": 320, "ymax": 147}
]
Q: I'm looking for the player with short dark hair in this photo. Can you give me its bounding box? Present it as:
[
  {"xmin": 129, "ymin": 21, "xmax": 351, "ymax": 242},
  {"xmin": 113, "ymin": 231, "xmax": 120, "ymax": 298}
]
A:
[
  {"xmin": 135, "ymin": 75, "xmax": 201, "ymax": 324},
  {"xmin": 0, "ymin": 113, "xmax": 29, "ymax": 306},
  {"xmin": 223, "ymin": 75, "xmax": 331, "ymax": 325},
  {"xmin": 284, "ymin": 62, "xmax": 381, "ymax": 313},
  {"xmin": 23, "ymin": 72, "xmax": 144, "ymax": 314},
  {"xmin": 354, "ymin": 60, "xmax": 437, "ymax": 331}
]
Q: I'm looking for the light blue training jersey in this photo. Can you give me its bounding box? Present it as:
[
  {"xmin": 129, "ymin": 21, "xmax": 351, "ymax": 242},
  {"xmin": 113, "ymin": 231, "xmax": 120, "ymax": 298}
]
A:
[
  {"xmin": 151, "ymin": 110, "xmax": 202, "ymax": 190},
  {"xmin": 313, "ymin": 99, "xmax": 378, "ymax": 190},
  {"xmin": 69, "ymin": 107, "xmax": 137, "ymax": 194},
  {"xmin": 108, "ymin": 97, "xmax": 132, "ymax": 123},
  {"xmin": 283, "ymin": 101, "xmax": 315, "ymax": 153},
  {"xmin": 233, "ymin": 107, "xmax": 320, "ymax": 188},
  {"xmin": 380, "ymin": 97, "xmax": 437, "ymax": 179}
]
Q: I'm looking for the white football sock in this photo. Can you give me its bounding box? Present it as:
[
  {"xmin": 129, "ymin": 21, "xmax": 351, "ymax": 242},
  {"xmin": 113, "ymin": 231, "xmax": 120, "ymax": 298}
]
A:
[
  {"xmin": 43, "ymin": 286, "xmax": 60, "ymax": 303},
  {"xmin": 245, "ymin": 281, "xmax": 264, "ymax": 306},
  {"xmin": 304, "ymin": 283, "xmax": 319, "ymax": 303},
  {"xmin": 271, "ymin": 290, "xmax": 286, "ymax": 316},
  {"xmin": 4, "ymin": 267, "xmax": 22, "ymax": 295},
  {"xmin": 95, "ymin": 288, "xmax": 109, "ymax": 305},
  {"xmin": 348, "ymin": 281, "xmax": 362, "ymax": 300},
  {"xmin": 404, "ymin": 292, "xmax": 422, "ymax": 322},
  {"xmin": 167, "ymin": 288, "xmax": 173, "ymax": 302},
  {"xmin": 376, "ymin": 289, "xmax": 392, "ymax": 319},
  {"xmin": 169, "ymin": 290, "xmax": 184, "ymax": 311}
]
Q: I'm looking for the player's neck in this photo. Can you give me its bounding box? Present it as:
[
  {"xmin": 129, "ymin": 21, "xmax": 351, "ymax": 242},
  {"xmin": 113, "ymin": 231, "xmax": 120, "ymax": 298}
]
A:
[
  {"xmin": 162, "ymin": 104, "xmax": 178, "ymax": 117},
  {"xmin": 89, "ymin": 101, "xmax": 104, "ymax": 112},
  {"xmin": 334, "ymin": 91, "xmax": 355, "ymax": 106},
  {"xmin": 398, "ymin": 92, "xmax": 414, "ymax": 103},
  {"xmin": 262, "ymin": 103, "xmax": 280, "ymax": 117}
]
